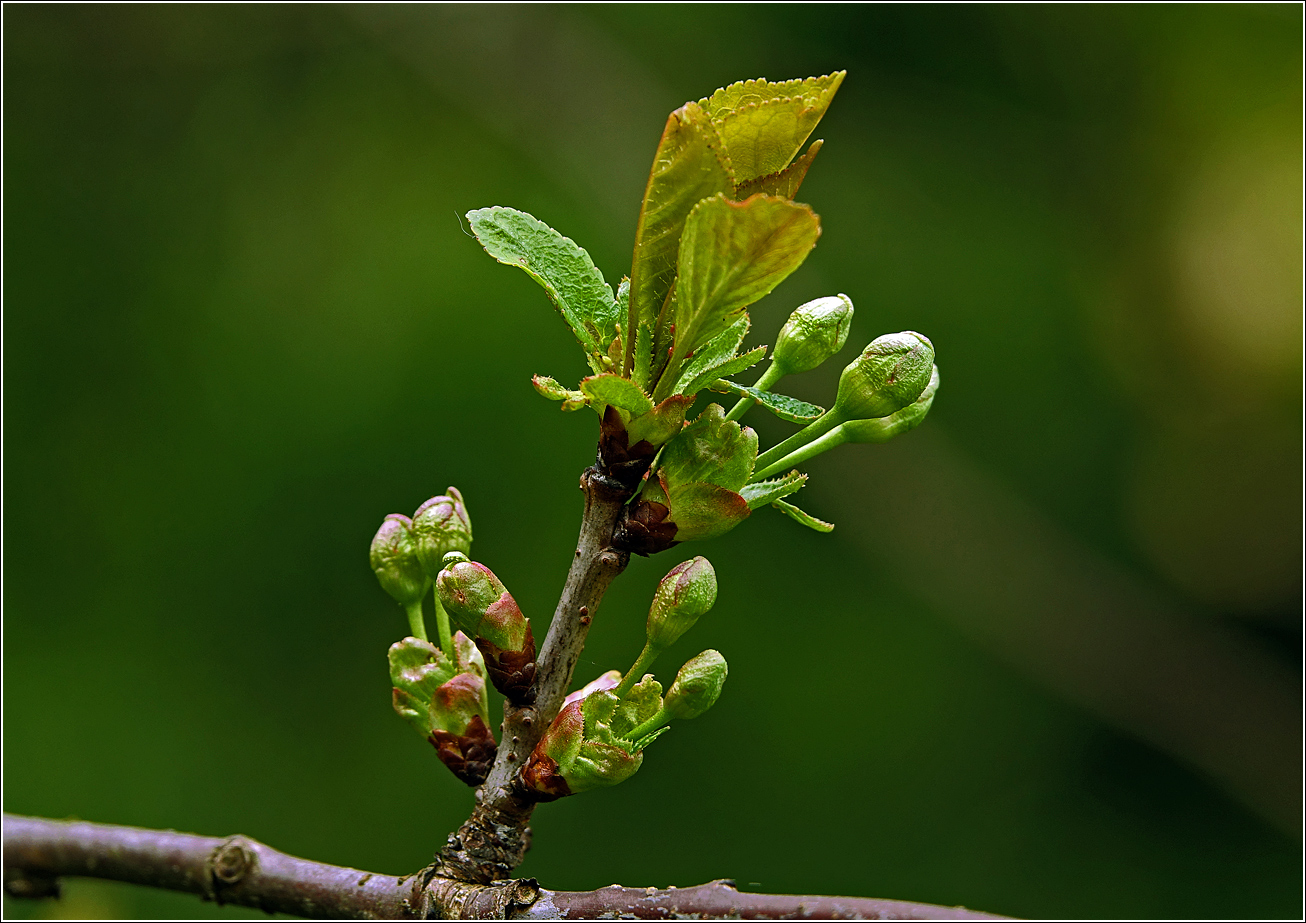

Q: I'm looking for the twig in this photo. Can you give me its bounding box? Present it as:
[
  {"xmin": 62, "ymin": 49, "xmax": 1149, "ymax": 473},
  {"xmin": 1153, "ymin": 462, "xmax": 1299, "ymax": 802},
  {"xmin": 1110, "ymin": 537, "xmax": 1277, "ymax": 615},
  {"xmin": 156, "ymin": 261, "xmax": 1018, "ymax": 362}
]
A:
[
  {"xmin": 3, "ymin": 814, "xmax": 1005, "ymax": 920},
  {"xmin": 435, "ymin": 463, "xmax": 634, "ymax": 883}
]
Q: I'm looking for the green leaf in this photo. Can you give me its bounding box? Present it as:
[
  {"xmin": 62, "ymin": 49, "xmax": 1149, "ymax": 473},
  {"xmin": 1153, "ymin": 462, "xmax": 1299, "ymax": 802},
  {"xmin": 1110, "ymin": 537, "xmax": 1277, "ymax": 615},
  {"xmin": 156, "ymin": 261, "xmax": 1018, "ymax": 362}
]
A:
[
  {"xmin": 680, "ymin": 345, "xmax": 766, "ymax": 398},
  {"xmin": 467, "ymin": 207, "xmax": 619, "ymax": 372},
  {"xmin": 772, "ymin": 498, "xmax": 834, "ymax": 532},
  {"xmin": 673, "ymin": 315, "xmax": 761, "ymax": 396},
  {"xmin": 734, "ymin": 139, "xmax": 823, "ymax": 200},
  {"xmin": 700, "ymin": 73, "xmax": 844, "ymax": 184},
  {"xmin": 626, "ymin": 394, "xmax": 695, "ymax": 447},
  {"xmin": 740, "ymin": 471, "xmax": 807, "ymax": 510},
  {"xmin": 628, "ymin": 725, "xmax": 670, "ymax": 754},
  {"xmin": 626, "ymin": 102, "xmax": 735, "ymax": 369},
  {"xmin": 612, "ymin": 676, "xmax": 664, "ymax": 740},
  {"xmin": 632, "ymin": 321, "xmax": 654, "ymax": 391},
  {"xmin": 661, "ymin": 404, "xmax": 757, "ymax": 493},
  {"xmin": 580, "ymin": 373, "xmax": 654, "ymax": 417},
  {"xmin": 708, "ymin": 379, "xmax": 824, "ymax": 423},
  {"xmin": 666, "ymin": 482, "xmax": 751, "ymax": 542},
  {"xmin": 671, "ymin": 194, "xmax": 820, "ymax": 370},
  {"xmin": 532, "ymin": 374, "xmax": 584, "ymax": 402}
]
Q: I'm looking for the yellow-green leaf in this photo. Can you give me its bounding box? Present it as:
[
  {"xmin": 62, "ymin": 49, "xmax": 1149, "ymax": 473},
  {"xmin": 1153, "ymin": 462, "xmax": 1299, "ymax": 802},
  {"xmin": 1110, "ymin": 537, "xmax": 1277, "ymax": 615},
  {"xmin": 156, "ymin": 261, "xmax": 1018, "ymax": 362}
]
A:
[
  {"xmin": 700, "ymin": 72, "xmax": 844, "ymax": 185},
  {"xmin": 734, "ymin": 139, "xmax": 823, "ymax": 201},
  {"xmin": 665, "ymin": 194, "xmax": 820, "ymax": 388},
  {"xmin": 580, "ymin": 373, "xmax": 654, "ymax": 417},
  {"xmin": 626, "ymin": 102, "xmax": 734, "ymax": 372}
]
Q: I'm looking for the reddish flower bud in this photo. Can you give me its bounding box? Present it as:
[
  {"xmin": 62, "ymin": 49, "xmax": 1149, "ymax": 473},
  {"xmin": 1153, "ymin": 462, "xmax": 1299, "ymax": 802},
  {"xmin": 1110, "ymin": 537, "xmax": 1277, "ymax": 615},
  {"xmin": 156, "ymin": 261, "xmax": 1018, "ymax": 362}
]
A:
[{"xmin": 436, "ymin": 559, "xmax": 537, "ymax": 705}]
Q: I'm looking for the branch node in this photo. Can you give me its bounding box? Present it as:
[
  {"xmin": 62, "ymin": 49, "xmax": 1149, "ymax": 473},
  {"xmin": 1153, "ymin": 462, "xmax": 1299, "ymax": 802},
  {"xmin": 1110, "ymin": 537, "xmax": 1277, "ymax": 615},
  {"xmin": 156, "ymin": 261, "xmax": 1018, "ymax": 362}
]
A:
[{"xmin": 211, "ymin": 836, "xmax": 256, "ymax": 887}]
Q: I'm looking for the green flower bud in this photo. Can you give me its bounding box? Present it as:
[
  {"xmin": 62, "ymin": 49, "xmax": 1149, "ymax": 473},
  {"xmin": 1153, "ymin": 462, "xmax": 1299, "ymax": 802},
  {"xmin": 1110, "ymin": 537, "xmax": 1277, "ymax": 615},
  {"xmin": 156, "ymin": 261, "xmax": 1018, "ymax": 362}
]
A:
[
  {"xmin": 436, "ymin": 559, "xmax": 537, "ymax": 704},
  {"xmin": 833, "ymin": 332, "xmax": 935, "ymax": 421},
  {"xmin": 772, "ymin": 294, "xmax": 854, "ymax": 376},
  {"xmin": 369, "ymin": 514, "xmax": 429, "ymax": 607},
  {"xmin": 840, "ymin": 364, "xmax": 939, "ymax": 444},
  {"xmin": 388, "ymin": 634, "xmax": 496, "ymax": 786},
  {"xmin": 646, "ymin": 557, "xmax": 717, "ymax": 650},
  {"xmin": 663, "ymin": 650, "xmax": 728, "ymax": 720},
  {"xmin": 413, "ymin": 487, "xmax": 473, "ymax": 579}
]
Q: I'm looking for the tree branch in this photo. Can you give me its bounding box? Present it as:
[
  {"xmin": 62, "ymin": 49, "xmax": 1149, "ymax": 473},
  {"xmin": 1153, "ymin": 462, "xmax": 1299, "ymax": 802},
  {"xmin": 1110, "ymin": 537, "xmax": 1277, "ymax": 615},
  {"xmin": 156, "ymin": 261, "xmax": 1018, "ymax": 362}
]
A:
[
  {"xmin": 3, "ymin": 814, "xmax": 1004, "ymax": 920},
  {"xmin": 435, "ymin": 463, "xmax": 634, "ymax": 883}
]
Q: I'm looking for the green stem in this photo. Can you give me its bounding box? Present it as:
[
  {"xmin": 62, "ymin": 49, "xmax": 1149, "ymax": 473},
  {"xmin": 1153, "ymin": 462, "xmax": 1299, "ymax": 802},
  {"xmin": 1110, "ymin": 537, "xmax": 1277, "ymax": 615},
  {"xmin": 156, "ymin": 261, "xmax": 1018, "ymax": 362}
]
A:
[
  {"xmin": 752, "ymin": 408, "xmax": 845, "ymax": 475},
  {"xmin": 627, "ymin": 707, "xmax": 672, "ymax": 743},
  {"xmin": 432, "ymin": 593, "xmax": 455, "ymax": 664},
  {"xmin": 751, "ymin": 424, "xmax": 851, "ymax": 481},
  {"xmin": 614, "ymin": 642, "xmax": 663, "ymax": 700},
  {"xmin": 404, "ymin": 599, "xmax": 428, "ymax": 643},
  {"xmin": 724, "ymin": 363, "xmax": 784, "ymax": 423}
]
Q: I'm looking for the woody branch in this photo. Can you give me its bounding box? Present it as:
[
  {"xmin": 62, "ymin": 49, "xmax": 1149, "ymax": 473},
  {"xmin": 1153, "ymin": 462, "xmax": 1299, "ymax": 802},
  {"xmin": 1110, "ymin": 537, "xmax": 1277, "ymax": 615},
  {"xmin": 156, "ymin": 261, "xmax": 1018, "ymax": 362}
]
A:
[{"xmin": 2, "ymin": 814, "xmax": 1002, "ymax": 920}]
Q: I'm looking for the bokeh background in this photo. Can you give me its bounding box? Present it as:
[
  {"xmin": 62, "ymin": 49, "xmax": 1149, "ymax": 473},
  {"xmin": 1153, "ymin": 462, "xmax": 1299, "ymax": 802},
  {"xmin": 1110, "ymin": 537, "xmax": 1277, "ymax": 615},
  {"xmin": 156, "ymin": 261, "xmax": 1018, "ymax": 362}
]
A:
[{"xmin": 4, "ymin": 5, "xmax": 1301, "ymax": 919}]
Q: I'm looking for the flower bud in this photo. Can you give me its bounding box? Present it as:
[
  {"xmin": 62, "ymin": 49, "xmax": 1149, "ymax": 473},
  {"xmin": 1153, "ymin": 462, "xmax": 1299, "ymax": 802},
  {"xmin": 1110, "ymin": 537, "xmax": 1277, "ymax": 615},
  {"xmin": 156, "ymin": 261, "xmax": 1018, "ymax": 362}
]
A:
[
  {"xmin": 833, "ymin": 332, "xmax": 935, "ymax": 421},
  {"xmin": 436, "ymin": 559, "xmax": 536, "ymax": 704},
  {"xmin": 369, "ymin": 514, "xmax": 429, "ymax": 606},
  {"xmin": 646, "ymin": 557, "xmax": 717, "ymax": 650},
  {"xmin": 663, "ymin": 649, "xmax": 728, "ymax": 720},
  {"xmin": 388, "ymin": 634, "xmax": 496, "ymax": 786},
  {"xmin": 772, "ymin": 294, "xmax": 854, "ymax": 376},
  {"xmin": 413, "ymin": 488, "xmax": 473, "ymax": 579},
  {"xmin": 840, "ymin": 364, "xmax": 939, "ymax": 444}
]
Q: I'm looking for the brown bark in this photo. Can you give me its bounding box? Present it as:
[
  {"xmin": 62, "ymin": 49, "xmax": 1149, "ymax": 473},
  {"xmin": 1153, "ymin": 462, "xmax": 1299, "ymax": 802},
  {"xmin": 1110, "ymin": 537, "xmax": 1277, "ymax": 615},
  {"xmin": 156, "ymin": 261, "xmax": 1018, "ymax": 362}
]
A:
[{"xmin": 3, "ymin": 814, "xmax": 1006, "ymax": 920}]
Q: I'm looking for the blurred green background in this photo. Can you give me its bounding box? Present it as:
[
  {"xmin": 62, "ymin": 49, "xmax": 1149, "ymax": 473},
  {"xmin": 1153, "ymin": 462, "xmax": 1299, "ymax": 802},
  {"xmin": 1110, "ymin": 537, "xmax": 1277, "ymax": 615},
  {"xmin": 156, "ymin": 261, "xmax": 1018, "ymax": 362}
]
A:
[{"xmin": 4, "ymin": 5, "xmax": 1301, "ymax": 920}]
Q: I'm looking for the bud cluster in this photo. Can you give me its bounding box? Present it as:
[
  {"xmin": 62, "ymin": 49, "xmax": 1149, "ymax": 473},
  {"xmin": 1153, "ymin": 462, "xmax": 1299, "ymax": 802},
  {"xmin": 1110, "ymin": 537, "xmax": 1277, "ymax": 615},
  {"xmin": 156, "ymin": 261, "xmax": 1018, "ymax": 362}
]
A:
[
  {"xmin": 521, "ymin": 559, "xmax": 728, "ymax": 800},
  {"xmin": 389, "ymin": 634, "xmax": 494, "ymax": 786}
]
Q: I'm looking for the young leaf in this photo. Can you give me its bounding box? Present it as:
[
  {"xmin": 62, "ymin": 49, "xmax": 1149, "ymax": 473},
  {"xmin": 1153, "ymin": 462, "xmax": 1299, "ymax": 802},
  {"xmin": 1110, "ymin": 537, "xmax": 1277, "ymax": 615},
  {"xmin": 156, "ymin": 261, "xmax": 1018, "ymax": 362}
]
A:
[
  {"xmin": 700, "ymin": 72, "xmax": 846, "ymax": 122},
  {"xmin": 708, "ymin": 379, "xmax": 824, "ymax": 423},
  {"xmin": 673, "ymin": 315, "xmax": 750, "ymax": 394},
  {"xmin": 661, "ymin": 404, "xmax": 757, "ymax": 493},
  {"xmin": 700, "ymin": 72, "xmax": 844, "ymax": 185},
  {"xmin": 626, "ymin": 394, "xmax": 695, "ymax": 447},
  {"xmin": 628, "ymin": 725, "xmax": 670, "ymax": 754},
  {"xmin": 611, "ymin": 676, "xmax": 663, "ymax": 740},
  {"xmin": 772, "ymin": 498, "xmax": 834, "ymax": 532},
  {"xmin": 678, "ymin": 346, "xmax": 767, "ymax": 398},
  {"xmin": 666, "ymin": 481, "xmax": 752, "ymax": 541},
  {"xmin": 467, "ymin": 207, "xmax": 619, "ymax": 372},
  {"xmin": 633, "ymin": 321, "xmax": 655, "ymax": 391},
  {"xmin": 668, "ymin": 194, "xmax": 820, "ymax": 380},
  {"xmin": 734, "ymin": 139, "xmax": 823, "ymax": 200},
  {"xmin": 626, "ymin": 102, "xmax": 735, "ymax": 372},
  {"xmin": 581, "ymin": 373, "xmax": 655, "ymax": 417},
  {"xmin": 740, "ymin": 471, "xmax": 807, "ymax": 510},
  {"xmin": 532, "ymin": 374, "xmax": 585, "ymax": 404}
]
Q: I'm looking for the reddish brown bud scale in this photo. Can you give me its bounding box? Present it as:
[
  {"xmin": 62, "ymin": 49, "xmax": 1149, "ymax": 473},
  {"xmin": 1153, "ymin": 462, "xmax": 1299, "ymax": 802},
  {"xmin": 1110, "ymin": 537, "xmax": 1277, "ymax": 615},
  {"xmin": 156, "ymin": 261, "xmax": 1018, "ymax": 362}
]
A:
[
  {"xmin": 520, "ymin": 752, "xmax": 572, "ymax": 802},
  {"xmin": 615, "ymin": 497, "xmax": 678, "ymax": 555},
  {"xmin": 429, "ymin": 715, "xmax": 497, "ymax": 787},
  {"xmin": 476, "ymin": 623, "xmax": 538, "ymax": 706}
]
